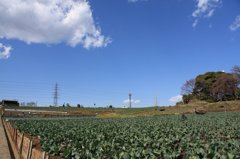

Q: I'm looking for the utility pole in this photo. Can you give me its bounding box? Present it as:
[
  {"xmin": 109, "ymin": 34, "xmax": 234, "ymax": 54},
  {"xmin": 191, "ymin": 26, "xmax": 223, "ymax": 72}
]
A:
[
  {"xmin": 129, "ymin": 93, "xmax": 132, "ymax": 108},
  {"xmin": 155, "ymin": 96, "xmax": 158, "ymax": 107},
  {"xmin": 53, "ymin": 83, "xmax": 58, "ymax": 107}
]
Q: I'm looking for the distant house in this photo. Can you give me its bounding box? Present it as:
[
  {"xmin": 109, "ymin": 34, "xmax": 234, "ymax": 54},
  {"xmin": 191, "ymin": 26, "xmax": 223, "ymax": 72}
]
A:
[{"xmin": 1, "ymin": 100, "xmax": 20, "ymax": 107}]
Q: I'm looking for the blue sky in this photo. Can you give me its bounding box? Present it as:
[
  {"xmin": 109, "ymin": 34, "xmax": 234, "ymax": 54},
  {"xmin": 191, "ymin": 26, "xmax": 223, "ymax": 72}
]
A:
[{"xmin": 0, "ymin": 0, "xmax": 240, "ymax": 107}]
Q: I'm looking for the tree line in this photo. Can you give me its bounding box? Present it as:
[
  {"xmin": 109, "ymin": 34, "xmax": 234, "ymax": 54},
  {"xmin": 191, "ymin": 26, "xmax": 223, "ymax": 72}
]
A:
[{"xmin": 181, "ymin": 65, "xmax": 240, "ymax": 104}]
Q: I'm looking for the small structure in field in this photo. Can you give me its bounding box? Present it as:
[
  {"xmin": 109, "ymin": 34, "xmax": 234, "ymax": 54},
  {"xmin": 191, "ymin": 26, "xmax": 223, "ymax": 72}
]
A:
[
  {"xmin": 159, "ymin": 108, "xmax": 165, "ymax": 111},
  {"xmin": 194, "ymin": 108, "xmax": 207, "ymax": 115},
  {"xmin": 181, "ymin": 113, "xmax": 187, "ymax": 121},
  {"xmin": 1, "ymin": 100, "xmax": 20, "ymax": 107}
]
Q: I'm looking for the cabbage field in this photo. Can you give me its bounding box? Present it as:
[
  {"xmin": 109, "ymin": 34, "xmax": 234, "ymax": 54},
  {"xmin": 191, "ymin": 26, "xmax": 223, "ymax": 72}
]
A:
[{"xmin": 9, "ymin": 113, "xmax": 240, "ymax": 159}]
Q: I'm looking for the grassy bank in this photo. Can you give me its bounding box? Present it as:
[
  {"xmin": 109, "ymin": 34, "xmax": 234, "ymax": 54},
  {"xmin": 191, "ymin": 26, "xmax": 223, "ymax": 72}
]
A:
[{"xmin": 2, "ymin": 100, "xmax": 240, "ymax": 118}]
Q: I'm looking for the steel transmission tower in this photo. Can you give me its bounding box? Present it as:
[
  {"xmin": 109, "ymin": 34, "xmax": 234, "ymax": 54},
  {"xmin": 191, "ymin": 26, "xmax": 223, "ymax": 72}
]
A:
[
  {"xmin": 129, "ymin": 93, "xmax": 132, "ymax": 108},
  {"xmin": 53, "ymin": 83, "xmax": 58, "ymax": 107}
]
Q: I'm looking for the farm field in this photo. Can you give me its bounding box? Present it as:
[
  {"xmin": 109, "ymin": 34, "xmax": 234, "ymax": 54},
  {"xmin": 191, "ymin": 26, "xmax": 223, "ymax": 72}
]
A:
[{"xmin": 7, "ymin": 112, "xmax": 240, "ymax": 159}]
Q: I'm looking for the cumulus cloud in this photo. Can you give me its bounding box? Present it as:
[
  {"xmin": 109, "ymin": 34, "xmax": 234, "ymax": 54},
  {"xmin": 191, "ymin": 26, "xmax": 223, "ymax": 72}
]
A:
[
  {"xmin": 230, "ymin": 15, "xmax": 240, "ymax": 31},
  {"xmin": 0, "ymin": 43, "xmax": 12, "ymax": 59},
  {"xmin": 0, "ymin": 0, "xmax": 110, "ymax": 49},
  {"xmin": 123, "ymin": 99, "xmax": 141, "ymax": 104},
  {"xmin": 192, "ymin": 0, "xmax": 221, "ymax": 27},
  {"xmin": 169, "ymin": 95, "xmax": 182, "ymax": 104}
]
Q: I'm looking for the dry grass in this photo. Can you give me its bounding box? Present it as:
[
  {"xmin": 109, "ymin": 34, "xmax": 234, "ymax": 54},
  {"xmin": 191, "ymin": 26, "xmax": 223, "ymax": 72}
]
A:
[
  {"xmin": 3, "ymin": 101, "xmax": 240, "ymax": 118},
  {"xmin": 178, "ymin": 100, "xmax": 240, "ymax": 111},
  {"xmin": 96, "ymin": 113, "xmax": 137, "ymax": 118},
  {"xmin": 97, "ymin": 100, "xmax": 240, "ymax": 118}
]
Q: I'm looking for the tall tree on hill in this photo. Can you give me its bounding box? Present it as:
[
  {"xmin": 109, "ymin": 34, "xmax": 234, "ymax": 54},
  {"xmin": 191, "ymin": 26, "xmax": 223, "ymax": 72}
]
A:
[
  {"xmin": 193, "ymin": 72, "xmax": 238, "ymax": 102},
  {"xmin": 193, "ymin": 72, "xmax": 224, "ymax": 101},
  {"xmin": 181, "ymin": 79, "xmax": 196, "ymax": 104},
  {"xmin": 231, "ymin": 65, "xmax": 240, "ymax": 86},
  {"xmin": 231, "ymin": 65, "xmax": 240, "ymax": 99},
  {"xmin": 211, "ymin": 74, "xmax": 238, "ymax": 101},
  {"xmin": 181, "ymin": 79, "xmax": 196, "ymax": 95}
]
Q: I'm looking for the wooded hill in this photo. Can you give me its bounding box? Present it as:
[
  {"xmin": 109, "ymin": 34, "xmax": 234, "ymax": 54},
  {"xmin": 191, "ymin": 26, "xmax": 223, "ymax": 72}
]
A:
[{"xmin": 181, "ymin": 65, "xmax": 240, "ymax": 104}]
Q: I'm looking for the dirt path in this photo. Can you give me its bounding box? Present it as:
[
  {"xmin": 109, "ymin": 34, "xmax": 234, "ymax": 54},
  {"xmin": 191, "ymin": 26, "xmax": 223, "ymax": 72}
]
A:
[{"xmin": 0, "ymin": 117, "xmax": 11, "ymax": 159}]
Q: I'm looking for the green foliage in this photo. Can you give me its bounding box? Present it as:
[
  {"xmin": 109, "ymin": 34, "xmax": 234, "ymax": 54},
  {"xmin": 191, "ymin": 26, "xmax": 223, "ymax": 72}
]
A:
[
  {"xmin": 190, "ymin": 72, "xmax": 238, "ymax": 102},
  {"xmin": 206, "ymin": 98, "xmax": 216, "ymax": 103},
  {"xmin": 193, "ymin": 72, "xmax": 225, "ymax": 100},
  {"xmin": 9, "ymin": 113, "xmax": 240, "ymax": 159},
  {"xmin": 182, "ymin": 94, "xmax": 194, "ymax": 104}
]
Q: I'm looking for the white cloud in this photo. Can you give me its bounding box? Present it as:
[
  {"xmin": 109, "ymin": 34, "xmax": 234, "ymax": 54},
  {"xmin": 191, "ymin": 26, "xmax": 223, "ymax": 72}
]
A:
[
  {"xmin": 128, "ymin": 0, "xmax": 138, "ymax": 2},
  {"xmin": 0, "ymin": 43, "xmax": 12, "ymax": 59},
  {"xmin": 128, "ymin": 0, "xmax": 148, "ymax": 3},
  {"xmin": 169, "ymin": 95, "xmax": 182, "ymax": 104},
  {"xmin": 230, "ymin": 15, "xmax": 240, "ymax": 31},
  {"xmin": 192, "ymin": 19, "xmax": 199, "ymax": 28},
  {"xmin": 0, "ymin": 0, "xmax": 110, "ymax": 49},
  {"xmin": 206, "ymin": 9, "xmax": 215, "ymax": 17},
  {"xmin": 123, "ymin": 99, "xmax": 141, "ymax": 104},
  {"xmin": 192, "ymin": 0, "xmax": 221, "ymax": 27}
]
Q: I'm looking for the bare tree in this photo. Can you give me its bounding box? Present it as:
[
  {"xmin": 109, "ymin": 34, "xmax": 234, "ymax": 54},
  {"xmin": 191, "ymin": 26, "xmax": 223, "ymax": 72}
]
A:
[
  {"xmin": 211, "ymin": 74, "xmax": 238, "ymax": 101},
  {"xmin": 231, "ymin": 65, "xmax": 240, "ymax": 87},
  {"xmin": 232, "ymin": 65, "xmax": 240, "ymax": 74},
  {"xmin": 181, "ymin": 79, "xmax": 196, "ymax": 95}
]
